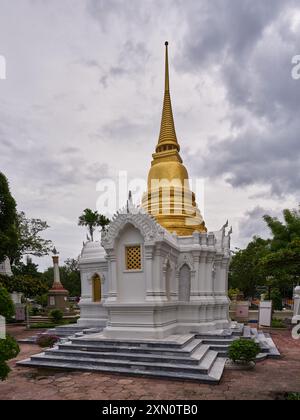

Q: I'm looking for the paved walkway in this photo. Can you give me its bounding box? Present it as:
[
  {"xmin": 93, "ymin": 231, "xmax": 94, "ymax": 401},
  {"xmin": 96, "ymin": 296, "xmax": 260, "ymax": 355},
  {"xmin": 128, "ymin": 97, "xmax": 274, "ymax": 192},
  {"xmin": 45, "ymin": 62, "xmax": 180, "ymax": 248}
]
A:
[{"xmin": 0, "ymin": 326, "xmax": 299, "ymax": 400}]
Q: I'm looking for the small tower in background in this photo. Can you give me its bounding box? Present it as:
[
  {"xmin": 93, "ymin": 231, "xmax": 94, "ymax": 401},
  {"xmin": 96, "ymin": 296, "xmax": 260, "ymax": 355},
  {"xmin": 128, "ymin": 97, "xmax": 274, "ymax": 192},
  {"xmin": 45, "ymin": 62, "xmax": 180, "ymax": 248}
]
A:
[{"xmin": 47, "ymin": 248, "xmax": 69, "ymax": 311}]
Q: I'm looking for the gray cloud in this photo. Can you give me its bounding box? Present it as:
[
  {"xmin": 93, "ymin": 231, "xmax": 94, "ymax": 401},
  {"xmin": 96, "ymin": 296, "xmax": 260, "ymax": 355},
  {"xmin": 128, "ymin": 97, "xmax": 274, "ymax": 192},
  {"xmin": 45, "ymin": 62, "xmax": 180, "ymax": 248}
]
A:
[
  {"xmin": 238, "ymin": 206, "xmax": 283, "ymax": 244},
  {"xmin": 181, "ymin": 0, "xmax": 300, "ymax": 197}
]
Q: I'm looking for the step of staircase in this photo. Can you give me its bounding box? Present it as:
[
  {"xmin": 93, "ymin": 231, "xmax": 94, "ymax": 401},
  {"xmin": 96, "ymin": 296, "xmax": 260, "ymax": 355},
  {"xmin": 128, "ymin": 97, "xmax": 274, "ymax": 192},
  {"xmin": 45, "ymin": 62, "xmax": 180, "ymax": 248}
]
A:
[
  {"xmin": 43, "ymin": 344, "xmax": 211, "ymax": 366},
  {"xmin": 201, "ymin": 338, "xmax": 237, "ymax": 345},
  {"xmin": 62, "ymin": 335, "xmax": 202, "ymax": 357}
]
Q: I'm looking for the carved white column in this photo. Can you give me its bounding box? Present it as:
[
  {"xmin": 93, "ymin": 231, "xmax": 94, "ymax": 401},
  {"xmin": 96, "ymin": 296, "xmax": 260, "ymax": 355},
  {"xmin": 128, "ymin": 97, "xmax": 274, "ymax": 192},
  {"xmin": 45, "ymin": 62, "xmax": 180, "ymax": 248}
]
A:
[
  {"xmin": 199, "ymin": 251, "xmax": 207, "ymax": 296},
  {"xmin": 213, "ymin": 254, "xmax": 223, "ymax": 296},
  {"xmin": 220, "ymin": 258, "xmax": 230, "ymax": 296},
  {"xmin": 190, "ymin": 252, "xmax": 199, "ymax": 300},
  {"xmin": 205, "ymin": 253, "xmax": 214, "ymax": 296},
  {"xmin": 106, "ymin": 249, "xmax": 117, "ymax": 302},
  {"xmin": 145, "ymin": 244, "xmax": 155, "ymax": 301}
]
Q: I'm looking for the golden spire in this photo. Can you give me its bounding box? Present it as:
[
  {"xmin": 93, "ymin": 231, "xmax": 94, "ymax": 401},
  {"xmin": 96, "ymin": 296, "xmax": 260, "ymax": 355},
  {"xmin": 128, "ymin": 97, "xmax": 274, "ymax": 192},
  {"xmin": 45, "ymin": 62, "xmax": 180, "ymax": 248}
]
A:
[
  {"xmin": 156, "ymin": 42, "xmax": 180, "ymax": 153},
  {"xmin": 141, "ymin": 42, "xmax": 206, "ymax": 236}
]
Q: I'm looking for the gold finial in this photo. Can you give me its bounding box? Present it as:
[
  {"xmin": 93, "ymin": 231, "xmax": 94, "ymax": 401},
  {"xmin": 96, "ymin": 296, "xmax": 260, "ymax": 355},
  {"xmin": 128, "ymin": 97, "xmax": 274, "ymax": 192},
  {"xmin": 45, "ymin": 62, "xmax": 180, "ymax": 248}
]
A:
[
  {"xmin": 165, "ymin": 41, "xmax": 169, "ymax": 92},
  {"xmin": 156, "ymin": 41, "xmax": 179, "ymax": 153}
]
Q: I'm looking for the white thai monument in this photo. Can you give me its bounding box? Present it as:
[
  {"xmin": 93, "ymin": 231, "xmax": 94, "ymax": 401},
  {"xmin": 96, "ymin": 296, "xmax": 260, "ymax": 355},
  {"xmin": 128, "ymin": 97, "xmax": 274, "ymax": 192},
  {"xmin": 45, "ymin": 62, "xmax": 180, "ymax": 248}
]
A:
[
  {"xmin": 19, "ymin": 43, "xmax": 280, "ymax": 383},
  {"xmin": 77, "ymin": 42, "xmax": 232, "ymax": 339},
  {"xmin": 78, "ymin": 241, "xmax": 108, "ymax": 328}
]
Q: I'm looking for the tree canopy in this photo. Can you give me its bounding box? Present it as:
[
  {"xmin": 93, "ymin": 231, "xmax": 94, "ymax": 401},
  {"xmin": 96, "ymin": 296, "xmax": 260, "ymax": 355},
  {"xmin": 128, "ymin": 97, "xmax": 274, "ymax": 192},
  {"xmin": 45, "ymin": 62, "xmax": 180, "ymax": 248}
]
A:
[
  {"xmin": 13, "ymin": 211, "xmax": 53, "ymax": 263},
  {"xmin": 229, "ymin": 237, "xmax": 270, "ymax": 297},
  {"xmin": 229, "ymin": 206, "xmax": 300, "ymax": 300},
  {"xmin": 260, "ymin": 207, "xmax": 300, "ymax": 282},
  {"xmin": 0, "ymin": 286, "xmax": 15, "ymax": 319},
  {"xmin": 0, "ymin": 172, "xmax": 18, "ymax": 263},
  {"xmin": 78, "ymin": 209, "xmax": 110, "ymax": 241},
  {"xmin": 0, "ymin": 274, "xmax": 48, "ymax": 298}
]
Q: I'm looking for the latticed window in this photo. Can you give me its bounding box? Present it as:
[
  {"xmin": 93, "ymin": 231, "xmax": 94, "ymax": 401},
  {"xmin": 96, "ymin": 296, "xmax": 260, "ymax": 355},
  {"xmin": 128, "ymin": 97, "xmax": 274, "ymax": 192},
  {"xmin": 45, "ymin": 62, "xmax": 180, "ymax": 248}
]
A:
[{"xmin": 126, "ymin": 245, "xmax": 142, "ymax": 270}]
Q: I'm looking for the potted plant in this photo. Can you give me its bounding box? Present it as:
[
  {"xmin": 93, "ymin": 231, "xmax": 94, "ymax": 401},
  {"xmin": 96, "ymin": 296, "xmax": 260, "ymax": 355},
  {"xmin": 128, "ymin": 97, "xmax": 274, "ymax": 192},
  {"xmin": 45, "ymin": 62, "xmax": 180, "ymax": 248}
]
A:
[{"xmin": 228, "ymin": 338, "xmax": 261, "ymax": 370}]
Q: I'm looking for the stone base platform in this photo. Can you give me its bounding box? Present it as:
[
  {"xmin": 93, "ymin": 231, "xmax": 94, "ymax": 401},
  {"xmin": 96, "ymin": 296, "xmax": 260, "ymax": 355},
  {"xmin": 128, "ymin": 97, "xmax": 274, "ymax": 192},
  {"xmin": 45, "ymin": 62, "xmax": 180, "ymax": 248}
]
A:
[{"xmin": 17, "ymin": 324, "xmax": 280, "ymax": 384}]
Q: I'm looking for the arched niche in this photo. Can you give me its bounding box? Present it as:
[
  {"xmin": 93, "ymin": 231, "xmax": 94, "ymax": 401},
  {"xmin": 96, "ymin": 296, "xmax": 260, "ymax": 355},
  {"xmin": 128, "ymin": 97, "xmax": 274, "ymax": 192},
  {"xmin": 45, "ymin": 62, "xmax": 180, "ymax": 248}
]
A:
[
  {"xmin": 178, "ymin": 264, "xmax": 191, "ymax": 302},
  {"xmin": 92, "ymin": 273, "xmax": 102, "ymax": 302}
]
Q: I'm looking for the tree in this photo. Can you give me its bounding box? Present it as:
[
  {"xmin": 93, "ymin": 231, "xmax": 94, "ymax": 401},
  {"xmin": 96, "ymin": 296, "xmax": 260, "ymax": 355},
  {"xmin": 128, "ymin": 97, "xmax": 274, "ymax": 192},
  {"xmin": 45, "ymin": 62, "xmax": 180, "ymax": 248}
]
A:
[
  {"xmin": 0, "ymin": 274, "xmax": 48, "ymax": 298},
  {"xmin": 64, "ymin": 258, "xmax": 79, "ymax": 273},
  {"xmin": 78, "ymin": 209, "xmax": 110, "ymax": 241},
  {"xmin": 229, "ymin": 237, "xmax": 270, "ymax": 298},
  {"xmin": 230, "ymin": 206, "xmax": 300, "ymax": 301},
  {"xmin": 0, "ymin": 334, "xmax": 20, "ymax": 381},
  {"xmin": 263, "ymin": 206, "xmax": 300, "ymax": 251},
  {"xmin": 98, "ymin": 214, "xmax": 110, "ymax": 232},
  {"xmin": 0, "ymin": 172, "xmax": 18, "ymax": 263},
  {"xmin": 12, "ymin": 256, "xmax": 40, "ymax": 277},
  {"xmin": 260, "ymin": 207, "xmax": 300, "ymax": 289},
  {"xmin": 270, "ymin": 288, "xmax": 283, "ymax": 311},
  {"xmin": 0, "ymin": 286, "xmax": 15, "ymax": 319},
  {"xmin": 13, "ymin": 211, "xmax": 53, "ymax": 263},
  {"xmin": 0, "ymin": 286, "xmax": 18, "ymax": 381}
]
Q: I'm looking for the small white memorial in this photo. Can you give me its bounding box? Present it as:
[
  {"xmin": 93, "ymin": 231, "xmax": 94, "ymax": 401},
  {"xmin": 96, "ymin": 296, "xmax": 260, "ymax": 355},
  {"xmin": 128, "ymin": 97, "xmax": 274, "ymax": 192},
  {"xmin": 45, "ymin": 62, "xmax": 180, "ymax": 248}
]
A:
[
  {"xmin": 292, "ymin": 286, "xmax": 300, "ymax": 325},
  {"xmin": 259, "ymin": 300, "xmax": 273, "ymax": 327}
]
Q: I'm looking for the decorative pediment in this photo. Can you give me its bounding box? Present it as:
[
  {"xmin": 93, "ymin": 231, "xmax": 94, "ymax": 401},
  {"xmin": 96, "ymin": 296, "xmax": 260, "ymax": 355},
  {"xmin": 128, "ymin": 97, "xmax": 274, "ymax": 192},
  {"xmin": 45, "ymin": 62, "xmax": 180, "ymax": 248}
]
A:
[
  {"xmin": 176, "ymin": 253, "xmax": 195, "ymax": 272},
  {"xmin": 101, "ymin": 205, "xmax": 171, "ymax": 250},
  {"xmin": 87, "ymin": 272, "xmax": 105, "ymax": 285}
]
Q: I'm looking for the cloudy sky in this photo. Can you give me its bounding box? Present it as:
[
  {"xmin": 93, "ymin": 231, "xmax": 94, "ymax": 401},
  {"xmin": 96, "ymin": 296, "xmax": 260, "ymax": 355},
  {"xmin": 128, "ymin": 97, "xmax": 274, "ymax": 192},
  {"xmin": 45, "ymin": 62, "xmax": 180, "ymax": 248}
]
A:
[{"xmin": 0, "ymin": 0, "xmax": 299, "ymax": 270}]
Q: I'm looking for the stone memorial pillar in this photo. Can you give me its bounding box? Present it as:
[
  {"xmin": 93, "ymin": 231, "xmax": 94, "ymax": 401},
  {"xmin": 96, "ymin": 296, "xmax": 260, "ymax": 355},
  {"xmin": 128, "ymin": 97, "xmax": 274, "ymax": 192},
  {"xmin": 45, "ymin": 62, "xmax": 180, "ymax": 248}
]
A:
[{"xmin": 47, "ymin": 252, "xmax": 69, "ymax": 311}]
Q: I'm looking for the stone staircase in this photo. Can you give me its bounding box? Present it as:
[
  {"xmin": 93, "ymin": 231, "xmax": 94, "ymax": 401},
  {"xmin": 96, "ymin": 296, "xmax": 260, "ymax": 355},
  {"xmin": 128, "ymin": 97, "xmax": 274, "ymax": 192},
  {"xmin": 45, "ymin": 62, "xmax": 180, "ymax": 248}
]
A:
[
  {"xmin": 18, "ymin": 334, "xmax": 227, "ymax": 384},
  {"xmin": 17, "ymin": 324, "xmax": 280, "ymax": 384}
]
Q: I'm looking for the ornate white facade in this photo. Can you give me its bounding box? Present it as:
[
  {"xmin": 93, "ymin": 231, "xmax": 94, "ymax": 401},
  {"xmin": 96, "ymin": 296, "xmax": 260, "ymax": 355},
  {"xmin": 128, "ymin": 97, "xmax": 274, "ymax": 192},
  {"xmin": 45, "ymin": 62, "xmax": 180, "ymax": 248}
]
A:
[{"xmin": 78, "ymin": 202, "xmax": 232, "ymax": 339}]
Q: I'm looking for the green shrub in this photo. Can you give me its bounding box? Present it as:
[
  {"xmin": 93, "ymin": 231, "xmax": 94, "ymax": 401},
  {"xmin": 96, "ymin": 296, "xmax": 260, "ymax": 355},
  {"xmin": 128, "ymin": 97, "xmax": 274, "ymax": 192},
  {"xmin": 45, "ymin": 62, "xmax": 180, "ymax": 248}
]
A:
[
  {"xmin": 36, "ymin": 334, "xmax": 59, "ymax": 348},
  {"xmin": 35, "ymin": 293, "xmax": 48, "ymax": 308},
  {"xmin": 0, "ymin": 286, "xmax": 15, "ymax": 319},
  {"xmin": 0, "ymin": 334, "xmax": 20, "ymax": 381},
  {"xmin": 286, "ymin": 393, "xmax": 300, "ymax": 401},
  {"xmin": 271, "ymin": 318, "xmax": 285, "ymax": 329},
  {"xmin": 0, "ymin": 334, "xmax": 20, "ymax": 361},
  {"xmin": 30, "ymin": 307, "xmax": 40, "ymax": 316},
  {"xmin": 0, "ymin": 362, "xmax": 10, "ymax": 381},
  {"xmin": 49, "ymin": 309, "xmax": 63, "ymax": 323},
  {"xmin": 270, "ymin": 288, "xmax": 283, "ymax": 311},
  {"xmin": 228, "ymin": 339, "xmax": 261, "ymax": 363},
  {"xmin": 228, "ymin": 288, "xmax": 240, "ymax": 300}
]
